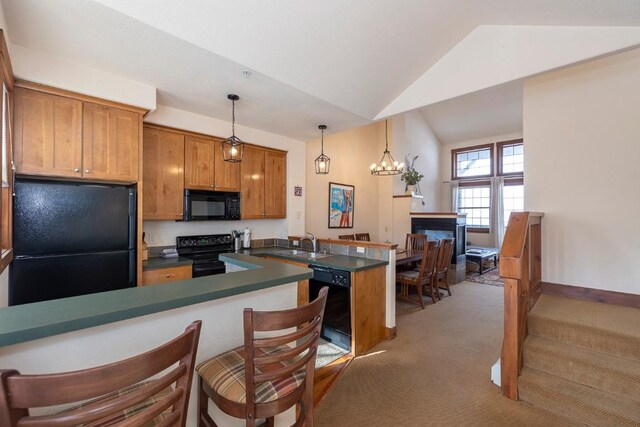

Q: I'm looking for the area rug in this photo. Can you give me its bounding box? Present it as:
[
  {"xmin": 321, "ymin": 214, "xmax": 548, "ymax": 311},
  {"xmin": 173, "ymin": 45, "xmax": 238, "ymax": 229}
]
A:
[
  {"xmin": 316, "ymin": 338, "xmax": 349, "ymax": 369},
  {"xmin": 465, "ymin": 269, "xmax": 504, "ymax": 287}
]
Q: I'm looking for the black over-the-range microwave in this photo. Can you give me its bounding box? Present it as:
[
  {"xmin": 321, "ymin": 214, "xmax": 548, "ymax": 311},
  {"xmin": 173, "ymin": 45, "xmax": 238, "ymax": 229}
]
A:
[{"xmin": 183, "ymin": 190, "xmax": 241, "ymax": 221}]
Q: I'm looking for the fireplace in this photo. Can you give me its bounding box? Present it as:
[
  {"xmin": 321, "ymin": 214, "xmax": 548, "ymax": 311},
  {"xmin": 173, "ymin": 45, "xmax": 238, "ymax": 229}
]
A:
[{"xmin": 411, "ymin": 214, "xmax": 467, "ymax": 284}]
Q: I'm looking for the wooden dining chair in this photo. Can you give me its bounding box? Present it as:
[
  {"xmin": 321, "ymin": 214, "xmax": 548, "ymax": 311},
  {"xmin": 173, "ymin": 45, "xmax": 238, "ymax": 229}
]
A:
[
  {"xmin": 435, "ymin": 238, "xmax": 455, "ymax": 299},
  {"xmin": 338, "ymin": 234, "xmax": 355, "ymax": 240},
  {"xmin": 396, "ymin": 241, "xmax": 440, "ymax": 308},
  {"xmin": 197, "ymin": 287, "xmax": 328, "ymax": 427},
  {"xmin": 0, "ymin": 321, "xmax": 202, "ymax": 427},
  {"xmin": 405, "ymin": 233, "xmax": 427, "ymax": 251},
  {"xmin": 355, "ymin": 233, "xmax": 370, "ymax": 241}
]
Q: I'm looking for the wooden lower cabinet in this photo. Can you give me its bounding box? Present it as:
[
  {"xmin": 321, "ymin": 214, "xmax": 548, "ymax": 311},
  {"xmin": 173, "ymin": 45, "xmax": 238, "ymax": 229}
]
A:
[
  {"xmin": 352, "ymin": 266, "xmax": 386, "ymax": 356},
  {"xmin": 142, "ymin": 265, "xmax": 192, "ymax": 286}
]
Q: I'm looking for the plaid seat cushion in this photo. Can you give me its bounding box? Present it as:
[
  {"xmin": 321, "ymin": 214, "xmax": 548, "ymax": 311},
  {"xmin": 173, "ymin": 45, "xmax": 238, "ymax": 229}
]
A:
[
  {"xmin": 197, "ymin": 344, "xmax": 305, "ymax": 404},
  {"xmin": 397, "ymin": 270, "xmax": 419, "ymax": 280},
  {"xmin": 58, "ymin": 380, "xmax": 173, "ymax": 427}
]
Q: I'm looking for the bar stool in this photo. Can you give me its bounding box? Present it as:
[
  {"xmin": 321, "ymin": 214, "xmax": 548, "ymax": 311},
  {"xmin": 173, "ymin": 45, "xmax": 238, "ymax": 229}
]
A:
[
  {"xmin": 197, "ymin": 288, "xmax": 328, "ymax": 427},
  {"xmin": 0, "ymin": 321, "xmax": 202, "ymax": 427}
]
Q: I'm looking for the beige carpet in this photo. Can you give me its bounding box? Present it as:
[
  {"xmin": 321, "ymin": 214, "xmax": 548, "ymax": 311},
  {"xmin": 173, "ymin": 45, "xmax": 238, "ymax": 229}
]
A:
[{"xmin": 314, "ymin": 282, "xmax": 578, "ymax": 426}]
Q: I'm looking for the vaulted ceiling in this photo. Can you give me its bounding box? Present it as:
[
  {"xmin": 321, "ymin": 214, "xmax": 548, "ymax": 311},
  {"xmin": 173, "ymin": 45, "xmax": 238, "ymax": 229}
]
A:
[{"xmin": 3, "ymin": 0, "xmax": 640, "ymax": 142}]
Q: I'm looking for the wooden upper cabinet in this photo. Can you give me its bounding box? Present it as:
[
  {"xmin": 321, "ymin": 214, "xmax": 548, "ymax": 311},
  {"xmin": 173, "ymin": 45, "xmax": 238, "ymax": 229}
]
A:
[
  {"xmin": 14, "ymin": 87, "xmax": 82, "ymax": 178},
  {"xmin": 213, "ymin": 139, "xmax": 240, "ymax": 192},
  {"xmin": 143, "ymin": 126, "xmax": 184, "ymax": 220},
  {"xmin": 240, "ymin": 145, "xmax": 265, "ymax": 219},
  {"xmin": 264, "ymin": 150, "xmax": 286, "ymax": 218},
  {"xmin": 184, "ymin": 135, "xmax": 214, "ymax": 190},
  {"xmin": 82, "ymin": 102, "xmax": 140, "ymax": 182}
]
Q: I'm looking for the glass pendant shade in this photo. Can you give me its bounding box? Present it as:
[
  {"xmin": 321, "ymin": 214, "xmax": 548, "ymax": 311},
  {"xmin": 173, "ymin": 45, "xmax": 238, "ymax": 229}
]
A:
[
  {"xmin": 315, "ymin": 124, "xmax": 330, "ymax": 174},
  {"xmin": 222, "ymin": 94, "xmax": 245, "ymax": 163},
  {"xmin": 370, "ymin": 120, "xmax": 404, "ymax": 176}
]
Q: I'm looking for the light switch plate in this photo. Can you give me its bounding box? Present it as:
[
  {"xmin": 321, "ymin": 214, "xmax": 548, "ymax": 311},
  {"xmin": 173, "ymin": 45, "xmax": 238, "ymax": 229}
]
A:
[{"xmin": 357, "ymin": 246, "xmax": 365, "ymax": 253}]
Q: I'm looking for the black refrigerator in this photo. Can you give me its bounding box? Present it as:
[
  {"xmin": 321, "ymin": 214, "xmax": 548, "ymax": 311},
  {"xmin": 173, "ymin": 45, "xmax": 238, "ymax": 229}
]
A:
[{"xmin": 9, "ymin": 178, "xmax": 137, "ymax": 305}]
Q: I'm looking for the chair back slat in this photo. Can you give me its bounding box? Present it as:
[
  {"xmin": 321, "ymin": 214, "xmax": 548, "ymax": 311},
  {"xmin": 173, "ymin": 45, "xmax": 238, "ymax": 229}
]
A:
[
  {"xmin": 406, "ymin": 233, "xmax": 427, "ymax": 251},
  {"xmin": 253, "ymin": 348, "xmax": 316, "ymax": 383},
  {"xmin": 253, "ymin": 316, "xmax": 320, "ymax": 348},
  {"xmin": 243, "ymin": 288, "xmax": 328, "ymax": 420},
  {"xmin": 254, "ymin": 325, "xmax": 319, "ymax": 366},
  {"xmin": 421, "ymin": 240, "xmax": 440, "ymax": 282},
  {"xmin": 0, "ymin": 321, "xmax": 201, "ymax": 427},
  {"xmin": 355, "ymin": 233, "xmax": 370, "ymax": 241},
  {"xmin": 116, "ymin": 387, "xmax": 183, "ymax": 427},
  {"xmin": 338, "ymin": 234, "xmax": 355, "ymax": 240},
  {"xmin": 436, "ymin": 238, "xmax": 455, "ymax": 274}
]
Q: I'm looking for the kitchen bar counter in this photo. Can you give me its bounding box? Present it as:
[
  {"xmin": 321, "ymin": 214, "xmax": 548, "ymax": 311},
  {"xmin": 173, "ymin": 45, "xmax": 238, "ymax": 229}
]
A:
[
  {"xmin": 142, "ymin": 256, "xmax": 193, "ymax": 271},
  {"xmin": 0, "ymin": 254, "xmax": 311, "ymax": 347},
  {"xmin": 247, "ymin": 247, "xmax": 388, "ymax": 271}
]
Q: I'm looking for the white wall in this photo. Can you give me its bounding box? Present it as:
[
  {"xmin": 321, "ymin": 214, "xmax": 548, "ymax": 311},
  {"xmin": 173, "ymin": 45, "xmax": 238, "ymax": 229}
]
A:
[
  {"xmin": 144, "ymin": 105, "xmax": 306, "ymax": 245},
  {"xmin": 440, "ymin": 131, "xmax": 523, "ymax": 248},
  {"xmin": 9, "ymin": 44, "xmax": 156, "ymax": 111},
  {"xmin": 524, "ymin": 48, "xmax": 640, "ymax": 295},
  {"xmin": 305, "ymin": 122, "xmax": 385, "ymax": 241}
]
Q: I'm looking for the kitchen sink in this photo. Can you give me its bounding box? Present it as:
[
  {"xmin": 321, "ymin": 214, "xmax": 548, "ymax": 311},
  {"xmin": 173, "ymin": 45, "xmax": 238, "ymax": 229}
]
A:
[{"xmin": 273, "ymin": 249, "xmax": 331, "ymax": 259}]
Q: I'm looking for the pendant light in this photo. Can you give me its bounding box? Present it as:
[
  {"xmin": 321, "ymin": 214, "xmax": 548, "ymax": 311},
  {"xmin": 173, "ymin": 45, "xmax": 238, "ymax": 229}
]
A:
[
  {"xmin": 315, "ymin": 125, "xmax": 330, "ymax": 174},
  {"xmin": 222, "ymin": 94, "xmax": 245, "ymax": 163},
  {"xmin": 370, "ymin": 119, "xmax": 403, "ymax": 175}
]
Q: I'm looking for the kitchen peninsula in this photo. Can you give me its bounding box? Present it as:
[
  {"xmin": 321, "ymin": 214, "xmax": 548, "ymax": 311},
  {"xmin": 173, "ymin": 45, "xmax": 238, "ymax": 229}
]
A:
[{"xmin": 0, "ymin": 254, "xmax": 311, "ymax": 426}]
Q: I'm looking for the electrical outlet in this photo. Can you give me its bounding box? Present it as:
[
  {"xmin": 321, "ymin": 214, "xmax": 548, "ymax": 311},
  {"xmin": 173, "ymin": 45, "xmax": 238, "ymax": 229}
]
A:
[
  {"xmin": 357, "ymin": 246, "xmax": 365, "ymax": 253},
  {"xmin": 148, "ymin": 234, "xmax": 156, "ymax": 244},
  {"xmin": 384, "ymin": 226, "xmax": 388, "ymax": 232},
  {"xmin": 296, "ymin": 211, "xmax": 302, "ymax": 220}
]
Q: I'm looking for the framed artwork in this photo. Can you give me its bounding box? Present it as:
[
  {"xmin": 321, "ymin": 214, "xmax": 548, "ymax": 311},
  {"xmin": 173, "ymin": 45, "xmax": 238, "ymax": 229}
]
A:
[{"xmin": 328, "ymin": 182, "xmax": 354, "ymax": 228}]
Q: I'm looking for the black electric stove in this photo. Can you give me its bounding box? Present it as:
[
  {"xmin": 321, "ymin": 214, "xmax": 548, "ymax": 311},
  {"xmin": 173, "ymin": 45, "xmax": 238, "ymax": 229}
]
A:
[{"xmin": 176, "ymin": 234, "xmax": 233, "ymax": 278}]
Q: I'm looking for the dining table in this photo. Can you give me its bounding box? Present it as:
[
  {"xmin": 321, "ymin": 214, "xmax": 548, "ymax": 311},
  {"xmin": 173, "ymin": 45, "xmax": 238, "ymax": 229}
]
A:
[{"xmin": 395, "ymin": 248, "xmax": 424, "ymax": 267}]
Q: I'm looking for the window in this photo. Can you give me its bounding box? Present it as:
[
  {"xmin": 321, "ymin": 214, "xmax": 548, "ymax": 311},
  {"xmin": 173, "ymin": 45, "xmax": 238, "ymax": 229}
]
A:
[
  {"xmin": 498, "ymin": 139, "xmax": 524, "ymax": 176},
  {"xmin": 458, "ymin": 184, "xmax": 491, "ymax": 232},
  {"xmin": 503, "ymin": 181, "xmax": 524, "ymax": 227},
  {"xmin": 451, "ymin": 144, "xmax": 494, "ymax": 180}
]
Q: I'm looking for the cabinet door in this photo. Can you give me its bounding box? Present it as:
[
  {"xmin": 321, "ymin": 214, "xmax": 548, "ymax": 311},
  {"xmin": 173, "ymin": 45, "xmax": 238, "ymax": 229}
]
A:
[
  {"xmin": 83, "ymin": 102, "xmax": 140, "ymax": 182},
  {"xmin": 213, "ymin": 139, "xmax": 240, "ymax": 191},
  {"xmin": 14, "ymin": 87, "xmax": 82, "ymax": 178},
  {"xmin": 264, "ymin": 150, "xmax": 287, "ymax": 218},
  {"xmin": 184, "ymin": 135, "xmax": 214, "ymax": 190},
  {"xmin": 240, "ymin": 145, "xmax": 265, "ymax": 219},
  {"xmin": 143, "ymin": 127, "xmax": 184, "ymax": 220}
]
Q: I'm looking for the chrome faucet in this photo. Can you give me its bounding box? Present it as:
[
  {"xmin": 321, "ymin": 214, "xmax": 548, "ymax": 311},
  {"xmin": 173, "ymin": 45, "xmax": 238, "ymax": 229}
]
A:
[{"xmin": 300, "ymin": 232, "xmax": 317, "ymax": 252}]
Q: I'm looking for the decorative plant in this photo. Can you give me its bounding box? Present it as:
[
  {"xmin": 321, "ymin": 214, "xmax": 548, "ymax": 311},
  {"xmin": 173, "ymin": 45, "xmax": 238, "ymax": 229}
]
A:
[{"xmin": 400, "ymin": 154, "xmax": 424, "ymax": 185}]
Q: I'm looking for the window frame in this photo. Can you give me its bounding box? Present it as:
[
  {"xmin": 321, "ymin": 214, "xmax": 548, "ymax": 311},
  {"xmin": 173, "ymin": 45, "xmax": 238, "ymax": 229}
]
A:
[
  {"xmin": 497, "ymin": 138, "xmax": 524, "ymax": 177},
  {"xmin": 458, "ymin": 179, "xmax": 491, "ymax": 233},
  {"xmin": 451, "ymin": 143, "xmax": 494, "ymax": 180}
]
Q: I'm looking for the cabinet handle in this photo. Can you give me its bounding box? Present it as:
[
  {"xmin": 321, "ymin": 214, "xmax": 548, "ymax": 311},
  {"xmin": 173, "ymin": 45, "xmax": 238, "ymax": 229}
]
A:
[
  {"xmin": 85, "ymin": 169, "xmax": 91, "ymax": 173},
  {"xmin": 74, "ymin": 168, "xmax": 80, "ymax": 173}
]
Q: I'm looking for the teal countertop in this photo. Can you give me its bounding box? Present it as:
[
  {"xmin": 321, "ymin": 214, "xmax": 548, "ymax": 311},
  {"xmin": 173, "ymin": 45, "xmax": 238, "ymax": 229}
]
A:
[
  {"xmin": 142, "ymin": 256, "xmax": 193, "ymax": 271},
  {"xmin": 0, "ymin": 254, "xmax": 311, "ymax": 348},
  {"xmin": 248, "ymin": 247, "xmax": 388, "ymax": 272}
]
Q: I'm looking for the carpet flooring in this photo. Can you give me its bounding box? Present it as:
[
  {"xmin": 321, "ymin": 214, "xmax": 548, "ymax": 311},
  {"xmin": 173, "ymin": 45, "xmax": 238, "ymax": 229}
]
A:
[{"xmin": 314, "ymin": 282, "xmax": 578, "ymax": 426}]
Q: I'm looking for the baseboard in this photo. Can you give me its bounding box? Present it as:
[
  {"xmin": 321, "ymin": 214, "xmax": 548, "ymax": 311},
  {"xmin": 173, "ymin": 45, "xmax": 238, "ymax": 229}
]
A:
[
  {"xmin": 541, "ymin": 282, "xmax": 640, "ymax": 309},
  {"xmin": 385, "ymin": 326, "xmax": 397, "ymax": 340}
]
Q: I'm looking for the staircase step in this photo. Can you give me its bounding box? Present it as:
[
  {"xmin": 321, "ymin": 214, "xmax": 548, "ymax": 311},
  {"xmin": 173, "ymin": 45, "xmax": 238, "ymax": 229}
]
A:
[
  {"xmin": 527, "ymin": 294, "xmax": 640, "ymax": 361},
  {"xmin": 519, "ymin": 367, "xmax": 640, "ymax": 427},
  {"xmin": 524, "ymin": 336, "xmax": 640, "ymax": 402}
]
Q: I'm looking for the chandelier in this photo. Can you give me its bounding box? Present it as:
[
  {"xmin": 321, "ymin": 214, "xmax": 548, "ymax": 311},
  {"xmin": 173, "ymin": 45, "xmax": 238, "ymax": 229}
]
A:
[
  {"xmin": 222, "ymin": 94, "xmax": 245, "ymax": 163},
  {"xmin": 315, "ymin": 125, "xmax": 330, "ymax": 174},
  {"xmin": 370, "ymin": 120, "xmax": 403, "ymax": 175}
]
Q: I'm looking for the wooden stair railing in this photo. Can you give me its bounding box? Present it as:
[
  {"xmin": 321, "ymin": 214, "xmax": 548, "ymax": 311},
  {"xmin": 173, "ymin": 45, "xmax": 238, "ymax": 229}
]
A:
[{"xmin": 499, "ymin": 211, "xmax": 544, "ymax": 400}]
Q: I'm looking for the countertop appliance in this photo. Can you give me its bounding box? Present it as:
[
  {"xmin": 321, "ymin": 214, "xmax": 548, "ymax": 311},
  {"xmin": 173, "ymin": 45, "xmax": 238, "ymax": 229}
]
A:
[
  {"xmin": 176, "ymin": 234, "xmax": 233, "ymax": 278},
  {"xmin": 10, "ymin": 178, "xmax": 137, "ymax": 306},
  {"xmin": 308, "ymin": 264, "xmax": 352, "ymax": 351},
  {"xmin": 183, "ymin": 190, "xmax": 241, "ymax": 221}
]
